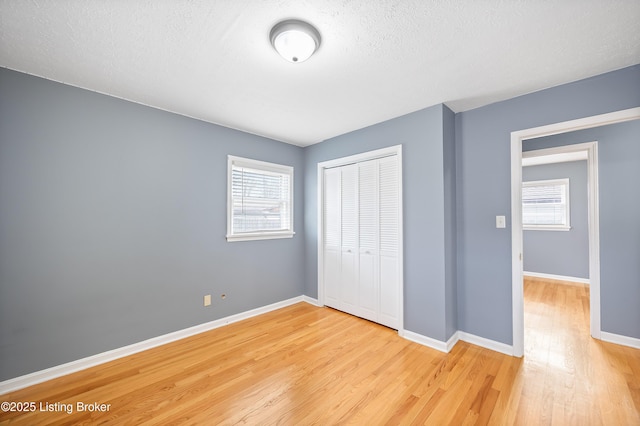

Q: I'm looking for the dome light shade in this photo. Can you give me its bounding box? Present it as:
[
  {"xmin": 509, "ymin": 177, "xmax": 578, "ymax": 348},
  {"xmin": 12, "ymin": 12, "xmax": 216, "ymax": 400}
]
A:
[{"xmin": 270, "ymin": 20, "xmax": 321, "ymax": 63}]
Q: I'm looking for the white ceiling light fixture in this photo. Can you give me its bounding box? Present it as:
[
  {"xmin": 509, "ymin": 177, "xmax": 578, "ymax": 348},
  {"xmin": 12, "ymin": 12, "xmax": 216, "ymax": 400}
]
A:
[{"xmin": 270, "ymin": 19, "xmax": 321, "ymax": 63}]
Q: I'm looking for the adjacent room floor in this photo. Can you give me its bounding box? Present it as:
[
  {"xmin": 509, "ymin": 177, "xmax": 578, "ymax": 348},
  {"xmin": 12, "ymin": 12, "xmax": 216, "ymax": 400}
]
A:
[
  {"xmin": 521, "ymin": 276, "xmax": 639, "ymax": 425},
  {"xmin": 1, "ymin": 277, "xmax": 639, "ymax": 425}
]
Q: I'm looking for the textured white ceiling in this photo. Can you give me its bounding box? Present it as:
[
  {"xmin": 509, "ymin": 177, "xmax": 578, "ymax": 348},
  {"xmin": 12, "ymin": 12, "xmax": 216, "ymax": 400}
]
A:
[{"xmin": 1, "ymin": 1, "xmax": 639, "ymax": 146}]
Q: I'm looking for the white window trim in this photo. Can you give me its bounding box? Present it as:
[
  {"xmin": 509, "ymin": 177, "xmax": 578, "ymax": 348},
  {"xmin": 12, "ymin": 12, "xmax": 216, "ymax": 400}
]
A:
[
  {"xmin": 226, "ymin": 155, "xmax": 294, "ymax": 242},
  {"xmin": 522, "ymin": 178, "xmax": 571, "ymax": 231}
]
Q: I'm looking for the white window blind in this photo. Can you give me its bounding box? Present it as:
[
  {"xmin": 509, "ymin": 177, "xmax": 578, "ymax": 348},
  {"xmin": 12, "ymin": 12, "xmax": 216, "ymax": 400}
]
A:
[
  {"xmin": 522, "ymin": 178, "xmax": 570, "ymax": 230},
  {"xmin": 227, "ymin": 156, "xmax": 294, "ymax": 242}
]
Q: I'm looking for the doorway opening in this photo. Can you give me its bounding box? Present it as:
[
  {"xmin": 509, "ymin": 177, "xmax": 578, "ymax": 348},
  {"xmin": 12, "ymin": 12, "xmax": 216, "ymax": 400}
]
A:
[
  {"xmin": 521, "ymin": 145, "xmax": 592, "ymax": 356},
  {"xmin": 510, "ymin": 107, "xmax": 640, "ymax": 357}
]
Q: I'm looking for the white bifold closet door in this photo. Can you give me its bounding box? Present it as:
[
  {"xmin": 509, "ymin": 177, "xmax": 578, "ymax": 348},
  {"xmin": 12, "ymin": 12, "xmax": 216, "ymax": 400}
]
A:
[{"xmin": 323, "ymin": 155, "xmax": 400, "ymax": 329}]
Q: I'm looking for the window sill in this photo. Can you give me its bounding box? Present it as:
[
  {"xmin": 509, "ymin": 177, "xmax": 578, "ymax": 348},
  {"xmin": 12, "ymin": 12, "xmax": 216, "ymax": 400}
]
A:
[
  {"xmin": 226, "ymin": 231, "xmax": 295, "ymax": 242},
  {"xmin": 524, "ymin": 226, "xmax": 571, "ymax": 232}
]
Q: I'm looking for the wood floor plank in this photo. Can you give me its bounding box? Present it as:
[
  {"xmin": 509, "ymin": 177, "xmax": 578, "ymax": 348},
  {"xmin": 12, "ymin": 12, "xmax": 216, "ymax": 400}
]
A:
[{"xmin": 2, "ymin": 277, "xmax": 639, "ymax": 425}]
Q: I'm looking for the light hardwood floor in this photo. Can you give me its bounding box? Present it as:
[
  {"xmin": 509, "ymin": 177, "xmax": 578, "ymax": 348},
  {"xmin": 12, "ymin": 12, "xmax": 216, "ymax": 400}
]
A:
[{"xmin": 1, "ymin": 277, "xmax": 639, "ymax": 425}]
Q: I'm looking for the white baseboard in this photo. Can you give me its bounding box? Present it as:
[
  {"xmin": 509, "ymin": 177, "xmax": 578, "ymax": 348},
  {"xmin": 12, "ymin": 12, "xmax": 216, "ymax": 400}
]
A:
[
  {"xmin": 457, "ymin": 332, "xmax": 514, "ymax": 356},
  {"xmin": 400, "ymin": 329, "xmax": 512, "ymax": 356},
  {"xmin": 600, "ymin": 331, "xmax": 640, "ymax": 350},
  {"xmin": 400, "ymin": 330, "xmax": 451, "ymax": 353},
  {"xmin": 0, "ymin": 296, "xmax": 312, "ymax": 395},
  {"xmin": 446, "ymin": 331, "xmax": 460, "ymax": 352},
  {"xmin": 523, "ymin": 271, "xmax": 590, "ymax": 285},
  {"xmin": 404, "ymin": 327, "xmax": 638, "ymax": 355},
  {"xmin": 301, "ymin": 295, "xmax": 321, "ymax": 307}
]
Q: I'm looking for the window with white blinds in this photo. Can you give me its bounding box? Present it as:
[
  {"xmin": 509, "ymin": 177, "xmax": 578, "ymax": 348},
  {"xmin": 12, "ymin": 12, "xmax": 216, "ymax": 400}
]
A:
[
  {"xmin": 522, "ymin": 178, "xmax": 570, "ymax": 231},
  {"xmin": 227, "ymin": 156, "xmax": 294, "ymax": 242}
]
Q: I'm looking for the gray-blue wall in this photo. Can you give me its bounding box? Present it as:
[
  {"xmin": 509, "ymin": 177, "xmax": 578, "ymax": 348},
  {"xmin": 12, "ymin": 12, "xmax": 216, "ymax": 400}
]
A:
[
  {"xmin": 523, "ymin": 161, "xmax": 589, "ymax": 279},
  {"xmin": 523, "ymin": 120, "xmax": 640, "ymax": 339},
  {"xmin": 0, "ymin": 68, "xmax": 305, "ymax": 381},
  {"xmin": 304, "ymin": 104, "xmax": 457, "ymax": 342},
  {"xmin": 456, "ymin": 64, "xmax": 640, "ymax": 345},
  {"xmin": 2, "ymin": 63, "xmax": 638, "ymax": 382}
]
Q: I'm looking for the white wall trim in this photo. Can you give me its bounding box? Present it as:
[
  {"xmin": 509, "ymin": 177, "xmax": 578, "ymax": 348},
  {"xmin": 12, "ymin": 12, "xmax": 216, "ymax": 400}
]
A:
[
  {"xmin": 523, "ymin": 271, "xmax": 590, "ymax": 285},
  {"xmin": 400, "ymin": 329, "xmax": 513, "ymax": 356},
  {"xmin": 317, "ymin": 145, "xmax": 401, "ymax": 169},
  {"xmin": 404, "ymin": 327, "xmax": 640, "ymax": 355},
  {"xmin": 600, "ymin": 331, "xmax": 640, "ymax": 350},
  {"xmin": 301, "ymin": 295, "xmax": 321, "ymax": 306},
  {"xmin": 511, "ymin": 107, "xmax": 640, "ymax": 357},
  {"xmin": 446, "ymin": 331, "xmax": 460, "ymax": 352},
  {"xmin": 522, "ymin": 149, "xmax": 588, "ymax": 166},
  {"xmin": 457, "ymin": 332, "xmax": 514, "ymax": 356},
  {"xmin": 0, "ymin": 296, "xmax": 312, "ymax": 395},
  {"xmin": 400, "ymin": 330, "xmax": 451, "ymax": 353}
]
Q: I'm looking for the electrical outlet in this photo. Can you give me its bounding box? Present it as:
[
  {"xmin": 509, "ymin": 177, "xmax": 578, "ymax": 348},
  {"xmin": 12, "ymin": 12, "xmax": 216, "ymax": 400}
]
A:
[{"xmin": 204, "ymin": 294, "xmax": 212, "ymax": 306}]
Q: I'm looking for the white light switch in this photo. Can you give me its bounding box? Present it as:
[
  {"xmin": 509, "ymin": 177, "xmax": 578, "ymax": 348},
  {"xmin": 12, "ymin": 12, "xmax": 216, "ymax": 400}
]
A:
[
  {"xmin": 204, "ymin": 294, "xmax": 212, "ymax": 306},
  {"xmin": 496, "ymin": 215, "xmax": 506, "ymax": 228}
]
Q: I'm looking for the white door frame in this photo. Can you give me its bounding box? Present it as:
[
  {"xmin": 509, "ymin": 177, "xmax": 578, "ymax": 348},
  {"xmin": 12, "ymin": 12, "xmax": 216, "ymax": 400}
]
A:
[
  {"xmin": 510, "ymin": 107, "xmax": 640, "ymax": 357},
  {"xmin": 317, "ymin": 145, "xmax": 404, "ymax": 334}
]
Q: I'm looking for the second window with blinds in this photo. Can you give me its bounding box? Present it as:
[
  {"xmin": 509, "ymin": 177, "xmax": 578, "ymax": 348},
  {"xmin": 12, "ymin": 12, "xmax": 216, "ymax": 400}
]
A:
[{"xmin": 522, "ymin": 178, "xmax": 571, "ymax": 231}]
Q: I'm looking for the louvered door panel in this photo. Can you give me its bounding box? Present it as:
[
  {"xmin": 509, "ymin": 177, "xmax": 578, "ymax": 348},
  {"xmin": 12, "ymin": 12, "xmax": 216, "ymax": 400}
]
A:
[
  {"xmin": 358, "ymin": 160, "xmax": 378, "ymax": 320},
  {"xmin": 340, "ymin": 165, "xmax": 358, "ymax": 310},
  {"xmin": 379, "ymin": 156, "xmax": 399, "ymax": 254},
  {"xmin": 323, "ymin": 167, "xmax": 341, "ymax": 306},
  {"xmin": 341, "ymin": 165, "xmax": 358, "ymax": 250},
  {"xmin": 378, "ymin": 155, "xmax": 399, "ymax": 328},
  {"xmin": 359, "ymin": 160, "xmax": 378, "ymax": 251},
  {"xmin": 324, "ymin": 168, "xmax": 341, "ymax": 249},
  {"xmin": 379, "ymin": 254, "xmax": 399, "ymax": 328}
]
